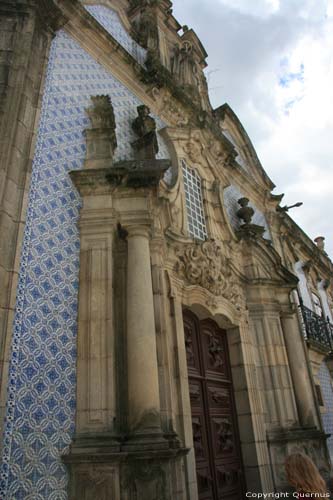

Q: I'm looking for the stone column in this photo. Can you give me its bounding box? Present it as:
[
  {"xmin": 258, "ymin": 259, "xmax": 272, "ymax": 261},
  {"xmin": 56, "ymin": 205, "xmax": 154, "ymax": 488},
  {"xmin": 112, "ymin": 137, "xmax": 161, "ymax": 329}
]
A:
[
  {"xmin": 126, "ymin": 225, "xmax": 164, "ymax": 441},
  {"xmin": 280, "ymin": 311, "xmax": 318, "ymax": 428}
]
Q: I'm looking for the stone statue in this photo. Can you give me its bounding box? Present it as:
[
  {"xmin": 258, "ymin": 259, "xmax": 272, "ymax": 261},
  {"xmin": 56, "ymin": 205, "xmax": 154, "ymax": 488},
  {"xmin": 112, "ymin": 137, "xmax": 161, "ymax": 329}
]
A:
[
  {"xmin": 236, "ymin": 197, "xmax": 254, "ymax": 225},
  {"xmin": 179, "ymin": 41, "xmax": 196, "ymax": 86},
  {"xmin": 171, "ymin": 41, "xmax": 196, "ymax": 87},
  {"xmin": 137, "ymin": 6, "xmax": 159, "ymax": 52},
  {"xmin": 132, "ymin": 105, "xmax": 159, "ymax": 160}
]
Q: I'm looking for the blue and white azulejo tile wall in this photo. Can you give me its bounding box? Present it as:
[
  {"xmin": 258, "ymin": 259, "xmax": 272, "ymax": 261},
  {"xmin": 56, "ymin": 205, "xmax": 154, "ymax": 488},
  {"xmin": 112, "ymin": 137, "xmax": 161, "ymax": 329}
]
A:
[
  {"xmin": 84, "ymin": 4, "xmax": 147, "ymax": 66},
  {"xmin": 318, "ymin": 362, "xmax": 333, "ymax": 460},
  {"xmin": 0, "ymin": 15, "xmax": 169, "ymax": 500}
]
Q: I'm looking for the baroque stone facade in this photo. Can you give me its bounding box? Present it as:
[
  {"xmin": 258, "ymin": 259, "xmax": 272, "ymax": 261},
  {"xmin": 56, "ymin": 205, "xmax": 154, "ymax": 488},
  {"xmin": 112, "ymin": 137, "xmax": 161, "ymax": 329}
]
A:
[{"xmin": 0, "ymin": 1, "xmax": 332, "ymax": 499}]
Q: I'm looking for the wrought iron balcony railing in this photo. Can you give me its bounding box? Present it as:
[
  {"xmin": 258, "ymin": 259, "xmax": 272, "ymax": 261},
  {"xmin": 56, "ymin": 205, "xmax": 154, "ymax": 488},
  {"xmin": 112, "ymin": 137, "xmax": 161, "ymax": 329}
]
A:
[{"xmin": 299, "ymin": 302, "xmax": 333, "ymax": 351}]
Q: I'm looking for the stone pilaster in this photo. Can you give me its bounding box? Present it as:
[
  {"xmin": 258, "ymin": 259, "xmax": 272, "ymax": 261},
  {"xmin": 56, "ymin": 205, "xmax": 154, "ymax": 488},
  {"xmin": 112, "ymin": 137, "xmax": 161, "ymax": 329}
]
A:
[
  {"xmin": 280, "ymin": 311, "xmax": 319, "ymax": 428},
  {"xmin": 248, "ymin": 305, "xmax": 299, "ymax": 429},
  {"xmin": 75, "ymin": 211, "xmax": 117, "ymax": 440}
]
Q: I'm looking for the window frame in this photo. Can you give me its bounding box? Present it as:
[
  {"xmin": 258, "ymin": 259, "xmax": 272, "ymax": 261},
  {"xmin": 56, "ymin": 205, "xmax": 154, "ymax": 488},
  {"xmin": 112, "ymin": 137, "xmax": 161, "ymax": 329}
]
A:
[{"xmin": 181, "ymin": 160, "xmax": 208, "ymax": 241}]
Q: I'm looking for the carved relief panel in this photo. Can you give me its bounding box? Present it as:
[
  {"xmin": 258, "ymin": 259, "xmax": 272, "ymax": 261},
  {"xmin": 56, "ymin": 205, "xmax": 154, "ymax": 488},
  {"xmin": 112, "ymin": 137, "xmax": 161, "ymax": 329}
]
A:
[
  {"xmin": 183, "ymin": 311, "xmax": 244, "ymax": 499},
  {"xmin": 176, "ymin": 239, "xmax": 241, "ymax": 308}
]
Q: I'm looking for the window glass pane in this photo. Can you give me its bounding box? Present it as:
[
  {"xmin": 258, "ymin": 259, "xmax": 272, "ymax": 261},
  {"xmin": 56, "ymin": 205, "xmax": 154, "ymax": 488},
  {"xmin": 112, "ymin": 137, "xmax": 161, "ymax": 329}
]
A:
[
  {"xmin": 312, "ymin": 292, "xmax": 323, "ymax": 317},
  {"xmin": 182, "ymin": 160, "xmax": 207, "ymax": 240}
]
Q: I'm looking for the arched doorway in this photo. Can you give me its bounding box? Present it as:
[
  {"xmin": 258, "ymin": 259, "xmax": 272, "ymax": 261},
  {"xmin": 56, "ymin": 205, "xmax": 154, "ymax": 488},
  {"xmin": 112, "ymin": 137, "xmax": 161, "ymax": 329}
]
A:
[{"xmin": 183, "ymin": 310, "xmax": 245, "ymax": 500}]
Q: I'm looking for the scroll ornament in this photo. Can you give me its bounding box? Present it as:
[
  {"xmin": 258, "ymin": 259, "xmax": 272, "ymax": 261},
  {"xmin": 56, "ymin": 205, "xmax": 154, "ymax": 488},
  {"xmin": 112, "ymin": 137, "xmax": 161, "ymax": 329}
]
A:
[{"xmin": 176, "ymin": 239, "xmax": 240, "ymax": 305}]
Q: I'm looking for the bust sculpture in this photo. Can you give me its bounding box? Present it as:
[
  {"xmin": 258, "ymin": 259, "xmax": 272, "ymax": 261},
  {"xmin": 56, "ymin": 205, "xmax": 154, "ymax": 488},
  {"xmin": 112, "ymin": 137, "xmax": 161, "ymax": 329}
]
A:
[{"xmin": 132, "ymin": 105, "xmax": 159, "ymax": 160}]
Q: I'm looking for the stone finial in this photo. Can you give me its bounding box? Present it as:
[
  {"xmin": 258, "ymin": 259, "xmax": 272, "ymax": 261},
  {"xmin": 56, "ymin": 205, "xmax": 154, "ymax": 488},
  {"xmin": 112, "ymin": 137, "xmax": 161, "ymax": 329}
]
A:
[
  {"xmin": 132, "ymin": 105, "xmax": 159, "ymax": 160},
  {"xmin": 86, "ymin": 95, "xmax": 116, "ymax": 132},
  {"xmin": 84, "ymin": 95, "xmax": 117, "ymax": 169},
  {"xmin": 236, "ymin": 197, "xmax": 254, "ymax": 225},
  {"xmin": 314, "ymin": 236, "xmax": 325, "ymax": 251},
  {"xmin": 235, "ymin": 197, "xmax": 266, "ymax": 240}
]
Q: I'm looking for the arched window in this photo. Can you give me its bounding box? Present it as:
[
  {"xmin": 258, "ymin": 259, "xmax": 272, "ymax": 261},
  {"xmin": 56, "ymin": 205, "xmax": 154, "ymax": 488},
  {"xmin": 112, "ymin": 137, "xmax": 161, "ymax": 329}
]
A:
[{"xmin": 182, "ymin": 160, "xmax": 207, "ymax": 240}]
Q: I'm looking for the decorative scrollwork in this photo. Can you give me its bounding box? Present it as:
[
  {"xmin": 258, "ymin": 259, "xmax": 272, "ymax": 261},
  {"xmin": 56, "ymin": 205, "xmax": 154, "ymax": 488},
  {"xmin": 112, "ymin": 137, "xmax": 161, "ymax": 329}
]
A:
[
  {"xmin": 192, "ymin": 419, "xmax": 205, "ymax": 457},
  {"xmin": 208, "ymin": 334, "xmax": 224, "ymax": 369},
  {"xmin": 176, "ymin": 239, "xmax": 240, "ymax": 305},
  {"xmin": 185, "ymin": 326, "xmax": 195, "ymax": 366},
  {"xmin": 215, "ymin": 418, "xmax": 234, "ymax": 453}
]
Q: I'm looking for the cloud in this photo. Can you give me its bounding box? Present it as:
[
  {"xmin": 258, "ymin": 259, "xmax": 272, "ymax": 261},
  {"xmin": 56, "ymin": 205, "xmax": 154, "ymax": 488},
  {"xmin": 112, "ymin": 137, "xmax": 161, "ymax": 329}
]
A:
[{"xmin": 172, "ymin": 0, "xmax": 333, "ymax": 258}]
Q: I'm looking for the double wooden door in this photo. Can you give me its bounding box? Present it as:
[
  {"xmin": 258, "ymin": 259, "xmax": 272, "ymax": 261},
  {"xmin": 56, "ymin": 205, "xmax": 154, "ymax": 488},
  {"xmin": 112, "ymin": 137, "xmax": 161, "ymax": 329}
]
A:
[{"xmin": 183, "ymin": 311, "xmax": 244, "ymax": 500}]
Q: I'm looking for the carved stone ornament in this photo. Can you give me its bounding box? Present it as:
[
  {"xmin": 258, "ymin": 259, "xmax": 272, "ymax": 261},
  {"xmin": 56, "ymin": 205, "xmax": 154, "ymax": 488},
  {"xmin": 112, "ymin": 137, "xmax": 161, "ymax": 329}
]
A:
[
  {"xmin": 84, "ymin": 95, "xmax": 117, "ymax": 168},
  {"xmin": 183, "ymin": 135, "xmax": 204, "ymax": 165},
  {"xmin": 106, "ymin": 159, "xmax": 170, "ymax": 188},
  {"xmin": 171, "ymin": 41, "xmax": 196, "ymax": 87},
  {"xmin": 86, "ymin": 95, "xmax": 116, "ymax": 131},
  {"xmin": 69, "ymin": 466, "xmax": 118, "ymax": 500},
  {"xmin": 132, "ymin": 105, "xmax": 159, "ymax": 160},
  {"xmin": 236, "ymin": 197, "xmax": 254, "ymax": 224},
  {"xmin": 208, "ymin": 140, "xmax": 236, "ymax": 169},
  {"xmin": 176, "ymin": 239, "xmax": 240, "ymax": 304},
  {"xmin": 123, "ymin": 460, "xmax": 167, "ymax": 500},
  {"xmin": 149, "ymin": 87, "xmax": 188, "ymax": 127},
  {"xmin": 236, "ymin": 197, "xmax": 266, "ymax": 240}
]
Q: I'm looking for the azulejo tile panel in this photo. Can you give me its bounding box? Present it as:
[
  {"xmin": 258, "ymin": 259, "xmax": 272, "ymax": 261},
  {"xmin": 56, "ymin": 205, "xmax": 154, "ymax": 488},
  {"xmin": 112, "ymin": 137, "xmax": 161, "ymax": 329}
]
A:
[
  {"xmin": 223, "ymin": 184, "xmax": 271, "ymax": 240},
  {"xmin": 0, "ymin": 29, "xmax": 169, "ymax": 500},
  {"xmin": 318, "ymin": 362, "xmax": 333, "ymax": 460},
  {"xmin": 84, "ymin": 4, "xmax": 147, "ymax": 65}
]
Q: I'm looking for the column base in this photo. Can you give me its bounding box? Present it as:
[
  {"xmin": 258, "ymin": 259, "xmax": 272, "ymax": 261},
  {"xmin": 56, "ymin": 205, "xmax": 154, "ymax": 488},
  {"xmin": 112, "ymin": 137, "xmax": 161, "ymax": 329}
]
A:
[
  {"xmin": 122, "ymin": 429, "xmax": 170, "ymax": 452},
  {"xmin": 63, "ymin": 433, "xmax": 189, "ymax": 500},
  {"xmin": 70, "ymin": 432, "xmax": 122, "ymax": 453},
  {"xmin": 267, "ymin": 426, "xmax": 331, "ymax": 492}
]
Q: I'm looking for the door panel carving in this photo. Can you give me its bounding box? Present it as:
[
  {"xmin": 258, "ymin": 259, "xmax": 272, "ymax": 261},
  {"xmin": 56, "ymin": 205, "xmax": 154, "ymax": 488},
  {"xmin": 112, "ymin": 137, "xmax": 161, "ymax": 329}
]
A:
[{"xmin": 183, "ymin": 311, "xmax": 244, "ymax": 500}]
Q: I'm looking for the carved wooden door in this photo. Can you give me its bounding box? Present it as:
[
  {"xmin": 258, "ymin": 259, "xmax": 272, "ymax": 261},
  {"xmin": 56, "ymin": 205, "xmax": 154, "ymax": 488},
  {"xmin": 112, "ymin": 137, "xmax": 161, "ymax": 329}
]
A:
[{"xmin": 183, "ymin": 310, "xmax": 244, "ymax": 500}]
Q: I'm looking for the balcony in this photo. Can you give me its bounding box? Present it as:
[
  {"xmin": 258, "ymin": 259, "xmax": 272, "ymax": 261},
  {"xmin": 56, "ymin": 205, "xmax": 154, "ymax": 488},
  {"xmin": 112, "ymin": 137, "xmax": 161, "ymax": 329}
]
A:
[{"xmin": 299, "ymin": 302, "xmax": 333, "ymax": 352}]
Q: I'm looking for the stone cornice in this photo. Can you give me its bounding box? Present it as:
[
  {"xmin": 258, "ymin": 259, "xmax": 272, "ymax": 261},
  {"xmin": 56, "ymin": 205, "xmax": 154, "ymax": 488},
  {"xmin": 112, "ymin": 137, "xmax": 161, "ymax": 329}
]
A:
[
  {"xmin": 280, "ymin": 212, "xmax": 333, "ymax": 274},
  {"xmin": 215, "ymin": 103, "xmax": 275, "ymax": 191},
  {"xmin": 239, "ymin": 235, "xmax": 299, "ymax": 288}
]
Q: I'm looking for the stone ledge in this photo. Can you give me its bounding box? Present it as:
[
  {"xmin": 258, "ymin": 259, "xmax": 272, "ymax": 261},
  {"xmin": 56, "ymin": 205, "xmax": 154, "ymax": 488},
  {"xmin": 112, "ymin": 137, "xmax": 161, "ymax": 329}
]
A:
[
  {"xmin": 267, "ymin": 426, "xmax": 329, "ymax": 444},
  {"xmin": 106, "ymin": 159, "xmax": 170, "ymax": 188}
]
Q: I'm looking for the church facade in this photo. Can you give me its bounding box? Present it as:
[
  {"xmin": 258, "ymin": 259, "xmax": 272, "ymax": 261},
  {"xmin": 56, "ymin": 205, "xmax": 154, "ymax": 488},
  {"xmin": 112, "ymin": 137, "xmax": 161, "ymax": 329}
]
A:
[{"xmin": 0, "ymin": 1, "xmax": 333, "ymax": 499}]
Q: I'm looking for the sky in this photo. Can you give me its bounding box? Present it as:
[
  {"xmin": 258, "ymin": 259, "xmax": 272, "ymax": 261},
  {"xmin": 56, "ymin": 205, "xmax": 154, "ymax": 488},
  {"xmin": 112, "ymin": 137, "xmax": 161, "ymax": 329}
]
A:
[{"xmin": 172, "ymin": 0, "xmax": 333, "ymax": 260}]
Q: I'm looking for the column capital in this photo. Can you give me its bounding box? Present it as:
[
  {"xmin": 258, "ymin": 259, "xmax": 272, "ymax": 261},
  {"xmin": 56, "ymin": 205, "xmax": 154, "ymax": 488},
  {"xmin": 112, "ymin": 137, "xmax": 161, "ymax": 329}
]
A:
[
  {"xmin": 126, "ymin": 225, "xmax": 151, "ymax": 240},
  {"xmin": 280, "ymin": 304, "xmax": 298, "ymax": 319}
]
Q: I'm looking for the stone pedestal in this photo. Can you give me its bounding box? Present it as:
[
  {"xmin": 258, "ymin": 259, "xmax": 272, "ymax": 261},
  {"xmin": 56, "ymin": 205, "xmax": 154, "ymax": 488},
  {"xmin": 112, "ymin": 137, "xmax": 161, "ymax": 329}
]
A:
[{"xmin": 267, "ymin": 427, "xmax": 331, "ymax": 492}]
